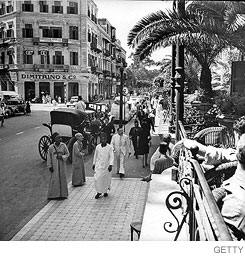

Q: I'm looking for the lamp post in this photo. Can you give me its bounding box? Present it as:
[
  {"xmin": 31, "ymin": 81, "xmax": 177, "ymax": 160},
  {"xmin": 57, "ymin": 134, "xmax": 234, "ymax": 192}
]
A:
[
  {"xmin": 174, "ymin": 0, "xmax": 185, "ymax": 140},
  {"xmin": 119, "ymin": 66, "xmax": 124, "ymax": 127}
]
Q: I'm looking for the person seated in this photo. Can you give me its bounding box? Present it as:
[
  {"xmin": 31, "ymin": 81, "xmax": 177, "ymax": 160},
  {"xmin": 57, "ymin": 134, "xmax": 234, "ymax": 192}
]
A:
[
  {"xmin": 142, "ymin": 141, "xmax": 174, "ymax": 182},
  {"xmin": 182, "ymin": 116, "xmax": 245, "ymax": 239}
]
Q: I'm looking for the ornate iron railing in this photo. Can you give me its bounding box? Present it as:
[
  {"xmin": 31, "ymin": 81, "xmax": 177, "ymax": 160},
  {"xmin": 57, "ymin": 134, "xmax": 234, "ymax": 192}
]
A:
[{"xmin": 164, "ymin": 121, "xmax": 233, "ymax": 241}]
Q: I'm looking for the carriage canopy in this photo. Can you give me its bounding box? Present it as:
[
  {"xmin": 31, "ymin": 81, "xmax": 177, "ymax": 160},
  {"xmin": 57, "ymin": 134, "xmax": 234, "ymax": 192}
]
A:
[{"xmin": 50, "ymin": 108, "xmax": 88, "ymax": 128}]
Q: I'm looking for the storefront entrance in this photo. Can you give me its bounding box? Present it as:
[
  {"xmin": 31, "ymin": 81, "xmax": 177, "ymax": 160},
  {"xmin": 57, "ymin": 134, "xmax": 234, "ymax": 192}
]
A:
[
  {"xmin": 54, "ymin": 82, "xmax": 64, "ymax": 102},
  {"xmin": 68, "ymin": 82, "xmax": 78, "ymax": 99},
  {"xmin": 39, "ymin": 82, "xmax": 50, "ymax": 97},
  {"xmin": 24, "ymin": 81, "xmax": 35, "ymax": 101}
]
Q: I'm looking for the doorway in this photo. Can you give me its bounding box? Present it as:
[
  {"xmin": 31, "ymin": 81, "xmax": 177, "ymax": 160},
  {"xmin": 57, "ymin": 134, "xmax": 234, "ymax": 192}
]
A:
[
  {"xmin": 39, "ymin": 82, "xmax": 50, "ymax": 97},
  {"xmin": 68, "ymin": 82, "xmax": 78, "ymax": 99},
  {"xmin": 54, "ymin": 82, "xmax": 64, "ymax": 102},
  {"xmin": 24, "ymin": 81, "xmax": 35, "ymax": 101}
]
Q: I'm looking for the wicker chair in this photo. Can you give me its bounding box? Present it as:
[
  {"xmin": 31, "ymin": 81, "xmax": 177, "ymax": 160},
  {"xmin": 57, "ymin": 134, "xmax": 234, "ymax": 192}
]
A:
[
  {"xmin": 204, "ymin": 161, "xmax": 237, "ymax": 188},
  {"xmin": 193, "ymin": 126, "xmax": 229, "ymax": 147}
]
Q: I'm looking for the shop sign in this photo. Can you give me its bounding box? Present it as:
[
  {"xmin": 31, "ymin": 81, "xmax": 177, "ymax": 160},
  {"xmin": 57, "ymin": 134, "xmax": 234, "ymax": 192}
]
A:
[{"xmin": 20, "ymin": 73, "xmax": 77, "ymax": 81}]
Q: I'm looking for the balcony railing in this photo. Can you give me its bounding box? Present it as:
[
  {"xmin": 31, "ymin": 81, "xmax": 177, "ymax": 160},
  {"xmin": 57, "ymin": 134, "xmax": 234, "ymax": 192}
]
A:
[
  {"xmin": 34, "ymin": 64, "xmax": 69, "ymax": 71},
  {"xmin": 164, "ymin": 121, "xmax": 233, "ymax": 241},
  {"xmin": 0, "ymin": 37, "xmax": 16, "ymax": 46}
]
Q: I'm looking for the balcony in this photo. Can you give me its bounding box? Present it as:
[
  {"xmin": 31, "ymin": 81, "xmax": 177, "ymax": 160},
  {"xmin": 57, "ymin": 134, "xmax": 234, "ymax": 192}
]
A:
[
  {"xmin": 0, "ymin": 64, "xmax": 9, "ymax": 70},
  {"xmin": 8, "ymin": 64, "xmax": 18, "ymax": 70},
  {"xmin": 116, "ymin": 56, "xmax": 122, "ymax": 63},
  {"xmin": 103, "ymin": 70, "xmax": 111, "ymax": 77},
  {"xmin": 39, "ymin": 38, "xmax": 63, "ymax": 45},
  {"xmin": 34, "ymin": 64, "xmax": 69, "ymax": 72},
  {"xmin": 103, "ymin": 49, "xmax": 111, "ymax": 57},
  {"xmin": 0, "ymin": 37, "xmax": 16, "ymax": 46},
  {"xmin": 111, "ymin": 36, "xmax": 116, "ymax": 42},
  {"xmin": 91, "ymin": 66, "xmax": 103, "ymax": 74}
]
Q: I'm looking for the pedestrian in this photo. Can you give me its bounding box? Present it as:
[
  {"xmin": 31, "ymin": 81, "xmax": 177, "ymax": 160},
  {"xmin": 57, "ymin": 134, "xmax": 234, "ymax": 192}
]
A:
[
  {"xmin": 52, "ymin": 99, "xmax": 58, "ymax": 110},
  {"xmin": 47, "ymin": 133, "xmax": 69, "ymax": 200},
  {"xmin": 72, "ymin": 133, "xmax": 86, "ymax": 187},
  {"xmin": 0, "ymin": 103, "xmax": 5, "ymax": 127},
  {"xmin": 58, "ymin": 96, "xmax": 61, "ymax": 104},
  {"xmin": 138, "ymin": 120, "xmax": 151, "ymax": 168},
  {"xmin": 101, "ymin": 117, "xmax": 116, "ymax": 144},
  {"xmin": 182, "ymin": 117, "xmax": 245, "ymax": 239},
  {"xmin": 158, "ymin": 99, "xmax": 170, "ymax": 139},
  {"xmin": 75, "ymin": 96, "xmax": 86, "ymax": 112},
  {"xmin": 92, "ymin": 133, "xmax": 114, "ymax": 199},
  {"xmin": 129, "ymin": 119, "xmax": 143, "ymax": 159},
  {"xmin": 111, "ymin": 127, "xmax": 130, "ymax": 178},
  {"xmin": 142, "ymin": 141, "xmax": 174, "ymax": 182},
  {"xmin": 25, "ymin": 101, "xmax": 31, "ymax": 115}
]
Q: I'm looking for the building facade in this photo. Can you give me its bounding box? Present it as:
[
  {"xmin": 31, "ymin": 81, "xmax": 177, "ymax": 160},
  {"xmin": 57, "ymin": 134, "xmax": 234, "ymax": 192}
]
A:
[{"xmin": 0, "ymin": 0, "xmax": 126, "ymax": 101}]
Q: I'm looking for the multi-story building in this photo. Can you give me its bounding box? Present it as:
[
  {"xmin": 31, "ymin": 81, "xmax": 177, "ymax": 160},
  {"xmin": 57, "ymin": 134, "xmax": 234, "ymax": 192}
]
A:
[{"xmin": 0, "ymin": 0, "xmax": 126, "ymax": 101}]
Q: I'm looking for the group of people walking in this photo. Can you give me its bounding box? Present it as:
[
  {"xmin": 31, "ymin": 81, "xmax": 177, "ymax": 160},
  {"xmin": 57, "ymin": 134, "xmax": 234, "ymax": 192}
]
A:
[{"xmin": 45, "ymin": 93, "xmax": 172, "ymax": 201}]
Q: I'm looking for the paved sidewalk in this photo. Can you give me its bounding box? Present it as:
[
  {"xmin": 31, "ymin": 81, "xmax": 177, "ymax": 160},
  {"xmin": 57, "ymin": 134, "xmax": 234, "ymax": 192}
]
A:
[{"xmin": 12, "ymin": 178, "xmax": 148, "ymax": 241}]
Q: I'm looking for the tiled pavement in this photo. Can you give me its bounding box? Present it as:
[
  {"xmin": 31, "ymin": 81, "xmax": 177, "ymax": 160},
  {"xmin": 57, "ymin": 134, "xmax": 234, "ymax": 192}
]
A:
[{"xmin": 11, "ymin": 177, "xmax": 148, "ymax": 241}]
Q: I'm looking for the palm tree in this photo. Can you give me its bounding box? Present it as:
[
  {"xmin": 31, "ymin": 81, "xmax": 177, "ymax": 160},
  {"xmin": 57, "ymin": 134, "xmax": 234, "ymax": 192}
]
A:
[{"xmin": 128, "ymin": 1, "xmax": 245, "ymax": 99}]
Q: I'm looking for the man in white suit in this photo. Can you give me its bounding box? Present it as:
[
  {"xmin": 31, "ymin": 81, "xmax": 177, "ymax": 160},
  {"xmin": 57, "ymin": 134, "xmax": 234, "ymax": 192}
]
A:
[{"xmin": 111, "ymin": 127, "xmax": 130, "ymax": 178}]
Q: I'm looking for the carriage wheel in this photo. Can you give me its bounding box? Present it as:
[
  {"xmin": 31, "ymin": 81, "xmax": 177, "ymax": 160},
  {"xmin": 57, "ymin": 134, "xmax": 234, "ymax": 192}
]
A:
[{"xmin": 39, "ymin": 135, "xmax": 52, "ymax": 161}]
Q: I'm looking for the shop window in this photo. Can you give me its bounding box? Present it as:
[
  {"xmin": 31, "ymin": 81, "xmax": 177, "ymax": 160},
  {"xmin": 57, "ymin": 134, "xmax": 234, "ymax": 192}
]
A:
[
  {"xmin": 67, "ymin": 2, "xmax": 78, "ymax": 14},
  {"xmin": 70, "ymin": 52, "xmax": 78, "ymax": 65},
  {"xmin": 22, "ymin": 24, "xmax": 33, "ymax": 38},
  {"xmin": 69, "ymin": 26, "xmax": 78, "ymax": 40},
  {"xmin": 52, "ymin": 1, "xmax": 63, "ymax": 14},
  {"xmin": 22, "ymin": 1, "xmax": 33, "ymax": 12},
  {"xmin": 39, "ymin": 1, "xmax": 48, "ymax": 13},
  {"xmin": 53, "ymin": 51, "xmax": 64, "ymax": 65},
  {"xmin": 23, "ymin": 50, "xmax": 33, "ymax": 64}
]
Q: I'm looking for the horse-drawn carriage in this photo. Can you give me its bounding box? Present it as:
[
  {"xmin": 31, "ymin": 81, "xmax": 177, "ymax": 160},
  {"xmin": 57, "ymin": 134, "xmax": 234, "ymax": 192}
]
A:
[{"xmin": 38, "ymin": 108, "xmax": 96, "ymax": 162}]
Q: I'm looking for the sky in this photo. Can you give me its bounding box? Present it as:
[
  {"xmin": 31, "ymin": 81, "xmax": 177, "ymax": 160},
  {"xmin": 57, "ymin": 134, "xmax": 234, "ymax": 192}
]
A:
[{"xmin": 94, "ymin": 0, "xmax": 173, "ymax": 63}]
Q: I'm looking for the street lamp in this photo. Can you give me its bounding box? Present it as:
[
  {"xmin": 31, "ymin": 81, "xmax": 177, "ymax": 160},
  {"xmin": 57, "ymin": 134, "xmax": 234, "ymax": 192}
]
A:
[{"xmin": 119, "ymin": 66, "xmax": 124, "ymax": 127}]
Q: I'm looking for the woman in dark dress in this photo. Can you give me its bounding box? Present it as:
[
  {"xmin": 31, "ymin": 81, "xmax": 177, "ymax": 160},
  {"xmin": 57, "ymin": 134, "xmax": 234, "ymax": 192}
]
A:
[
  {"xmin": 129, "ymin": 120, "xmax": 143, "ymax": 159},
  {"xmin": 138, "ymin": 120, "xmax": 151, "ymax": 167}
]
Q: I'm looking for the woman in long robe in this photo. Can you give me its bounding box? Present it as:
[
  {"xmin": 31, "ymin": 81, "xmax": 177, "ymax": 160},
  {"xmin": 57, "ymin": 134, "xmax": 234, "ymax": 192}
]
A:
[
  {"xmin": 72, "ymin": 133, "xmax": 86, "ymax": 186},
  {"xmin": 47, "ymin": 134, "xmax": 69, "ymax": 199},
  {"xmin": 92, "ymin": 133, "xmax": 114, "ymax": 199}
]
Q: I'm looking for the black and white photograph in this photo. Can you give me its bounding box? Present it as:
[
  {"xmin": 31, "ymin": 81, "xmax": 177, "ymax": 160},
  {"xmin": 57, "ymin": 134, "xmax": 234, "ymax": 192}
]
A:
[{"xmin": 1, "ymin": 0, "xmax": 245, "ymax": 257}]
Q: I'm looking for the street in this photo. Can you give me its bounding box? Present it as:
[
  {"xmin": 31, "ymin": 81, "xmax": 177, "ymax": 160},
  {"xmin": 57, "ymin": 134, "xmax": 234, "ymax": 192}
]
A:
[{"xmin": 0, "ymin": 105, "xmax": 154, "ymax": 240}]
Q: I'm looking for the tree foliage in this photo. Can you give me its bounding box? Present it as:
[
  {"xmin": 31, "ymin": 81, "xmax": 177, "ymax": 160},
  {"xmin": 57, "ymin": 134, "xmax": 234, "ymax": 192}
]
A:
[{"xmin": 128, "ymin": 1, "xmax": 245, "ymax": 99}]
